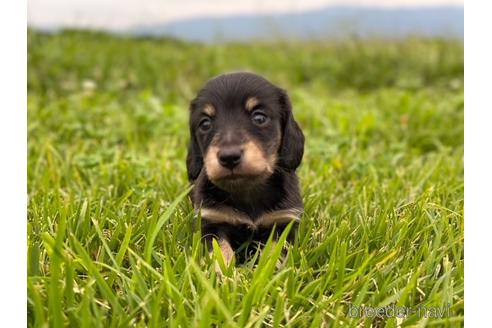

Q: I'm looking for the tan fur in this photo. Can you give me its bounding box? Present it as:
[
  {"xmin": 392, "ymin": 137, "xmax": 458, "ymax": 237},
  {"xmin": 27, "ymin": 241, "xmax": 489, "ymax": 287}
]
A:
[
  {"xmin": 208, "ymin": 235, "xmax": 234, "ymax": 276},
  {"xmin": 200, "ymin": 207, "xmax": 254, "ymax": 227},
  {"xmin": 203, "ymin": 145, "xmax": 222, "ymax": 180},
  {"xmin": 203, "ymin": 139, "xmax": 274, "ymax": 181},
  {"xmin": 241, "ymin": 140, "xmax": 274, "ymax": 176},
  {"xmin": 255, "ymin": 208, "xmax": 302, "ymax": 228},
  {"xmin": 218, "ymin": 238, "xmax": 234, "ymax": 265},
  {"xmin": 200, "ymin": 207, "xmax": 302, "ymax": 229},
  {"xmin": 203, "ymin": 104, "xmax": 216, "ymax": 117},
  {"xmin": 245, "ymin": 97, "xmax": 260, "ymax": 112}
]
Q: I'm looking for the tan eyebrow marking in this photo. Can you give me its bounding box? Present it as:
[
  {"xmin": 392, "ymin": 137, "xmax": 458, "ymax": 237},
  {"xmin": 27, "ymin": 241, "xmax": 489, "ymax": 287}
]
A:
[
  {"xmin": 203, "ymin": 104, "xmax": 216, "ymax": 117},
  {"xmin": 245, "ymin": 97, "xmax": 260, "ymax": 112}
]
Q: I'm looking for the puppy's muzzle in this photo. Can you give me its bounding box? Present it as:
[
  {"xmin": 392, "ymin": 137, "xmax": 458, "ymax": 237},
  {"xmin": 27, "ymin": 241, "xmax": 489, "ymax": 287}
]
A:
[{"xmin": 217, "ymin": 146, "xmax": 243, "ymax": 170}]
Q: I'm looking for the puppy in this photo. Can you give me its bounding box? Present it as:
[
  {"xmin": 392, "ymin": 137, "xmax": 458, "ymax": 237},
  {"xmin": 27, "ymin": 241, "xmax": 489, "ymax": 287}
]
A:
[{"xmin": 186, "ymin": 72, "xmax": 304, "ymax": 265}]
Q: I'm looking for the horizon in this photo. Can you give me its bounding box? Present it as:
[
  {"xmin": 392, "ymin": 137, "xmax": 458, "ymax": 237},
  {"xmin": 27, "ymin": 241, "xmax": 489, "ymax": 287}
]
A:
[{"xmin": 28, "ymin": 0, "xmax": 463, "ymax": 31}]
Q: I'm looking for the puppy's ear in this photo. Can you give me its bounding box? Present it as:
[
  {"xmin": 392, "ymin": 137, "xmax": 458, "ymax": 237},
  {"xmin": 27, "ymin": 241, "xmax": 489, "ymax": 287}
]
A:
[
  {"xmin": 186, "ymin": 135, "xmax": 203, "ymax": 181},
  {"xmin": 278, "ymin": 89, "xmax": 305, "ymax": 170},
  {"xmin": 186, "ymin": 102, "xmax": 203, "ymax": 181}
]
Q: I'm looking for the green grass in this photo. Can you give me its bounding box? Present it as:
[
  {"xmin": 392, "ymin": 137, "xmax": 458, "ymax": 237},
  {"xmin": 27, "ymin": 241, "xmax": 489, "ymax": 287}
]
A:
[{"xmin": 27, "ymin": 30, "xmax": 463, "ymax": 327}]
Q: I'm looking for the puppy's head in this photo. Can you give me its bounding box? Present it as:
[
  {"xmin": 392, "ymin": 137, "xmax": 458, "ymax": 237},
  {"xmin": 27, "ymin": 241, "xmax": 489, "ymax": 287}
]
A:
[{"xmin": 187, "ymin": 72, "xmax": 304, "ymax": 191}]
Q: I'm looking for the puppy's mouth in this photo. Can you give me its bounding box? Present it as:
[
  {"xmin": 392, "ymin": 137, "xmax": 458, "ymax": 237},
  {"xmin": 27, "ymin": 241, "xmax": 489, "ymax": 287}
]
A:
[
  {"xmin": 209, "ymin": 168, "xmax": 272, "ymax": 191},
  {"xmin": 213, "ymin": 169, "xmax": 269, "ymax": 183},
  {"xmin": 203, "ymin": 140, "xmax": 276, "ymax": 191}
]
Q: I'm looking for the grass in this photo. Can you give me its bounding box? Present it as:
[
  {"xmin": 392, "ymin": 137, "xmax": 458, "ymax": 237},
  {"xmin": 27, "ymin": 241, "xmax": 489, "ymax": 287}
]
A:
[{"xmin": 27, "ymin": 30, "xmax": 464, "ymax": 327}]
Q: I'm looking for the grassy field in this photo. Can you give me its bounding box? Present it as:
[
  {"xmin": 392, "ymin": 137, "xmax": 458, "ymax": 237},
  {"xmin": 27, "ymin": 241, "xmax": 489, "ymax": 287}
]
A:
[{"xmin": 27, "ymin": 30, "xmax": 464, "ymax": 327}]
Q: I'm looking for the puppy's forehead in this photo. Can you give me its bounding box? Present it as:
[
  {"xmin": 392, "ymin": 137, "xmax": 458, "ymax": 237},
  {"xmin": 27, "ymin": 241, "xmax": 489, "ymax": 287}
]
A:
[{"xmin": 195, "ymin": 73, "xmax": 280, "ymax": 109}]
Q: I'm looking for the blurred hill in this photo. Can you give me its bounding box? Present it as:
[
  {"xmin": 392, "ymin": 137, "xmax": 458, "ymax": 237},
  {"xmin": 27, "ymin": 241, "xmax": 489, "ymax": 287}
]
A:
[{"xmin": 132, "ymin": 5, "xmax": 463, "ymax": 42}]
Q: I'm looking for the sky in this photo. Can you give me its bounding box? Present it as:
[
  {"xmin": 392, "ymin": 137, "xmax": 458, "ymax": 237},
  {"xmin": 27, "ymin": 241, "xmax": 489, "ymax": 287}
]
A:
[{"xmin": 28, "ymin": 0, "xmax": 464, "ymax": 30}]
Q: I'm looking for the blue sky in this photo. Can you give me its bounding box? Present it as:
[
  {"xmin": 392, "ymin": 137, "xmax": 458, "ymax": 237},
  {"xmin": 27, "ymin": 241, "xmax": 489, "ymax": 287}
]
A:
[{"xmin": 28, "ymin": 0, "xmax": 463, "ymax": 30}]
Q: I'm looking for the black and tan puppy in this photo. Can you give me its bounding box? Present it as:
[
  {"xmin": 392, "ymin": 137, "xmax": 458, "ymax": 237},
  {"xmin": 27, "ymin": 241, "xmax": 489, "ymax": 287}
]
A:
[{"xmin": 187, "ymin": 72, "xmax": 304, "ymax": 264}]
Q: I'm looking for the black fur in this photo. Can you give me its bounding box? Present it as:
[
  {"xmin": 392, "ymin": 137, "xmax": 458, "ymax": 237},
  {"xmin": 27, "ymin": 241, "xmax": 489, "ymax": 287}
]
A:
[
  {"xmin": 186, "ymin": 72, "xmax": 305, "ymax": 257},
  {"xmin": 277, "ymin": 89, "xmax": 305, "ymax": 170}
]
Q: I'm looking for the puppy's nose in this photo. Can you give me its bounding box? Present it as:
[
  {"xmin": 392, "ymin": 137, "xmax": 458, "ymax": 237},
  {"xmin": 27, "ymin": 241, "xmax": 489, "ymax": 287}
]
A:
[{"xmin": 218, "ymin": 147, "xmax": 242, "ymax": 169}]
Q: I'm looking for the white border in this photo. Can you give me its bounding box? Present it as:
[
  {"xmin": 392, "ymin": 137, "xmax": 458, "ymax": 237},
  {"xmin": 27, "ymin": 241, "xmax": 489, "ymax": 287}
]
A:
[
  {"xmin": 464, "ymin": 0, "xmax": 492, "ymax": 326},
  {"xmin": 0, "ymin": 0, "xmax": 27, "ymax": 326},
  {"xmin": 0, "ymin": 0, "xmax": 481, "ymax": 325}
]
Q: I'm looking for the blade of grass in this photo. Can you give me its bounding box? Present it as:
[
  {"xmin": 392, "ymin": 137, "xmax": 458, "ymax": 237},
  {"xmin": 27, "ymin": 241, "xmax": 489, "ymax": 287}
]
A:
[{"xmin": 144, "ymin": 186, "xmax": 192, "ymax": 263}]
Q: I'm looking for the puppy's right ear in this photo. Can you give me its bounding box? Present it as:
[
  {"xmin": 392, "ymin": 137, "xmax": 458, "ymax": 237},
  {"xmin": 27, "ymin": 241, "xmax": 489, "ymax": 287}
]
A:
[
  {"xmin": 186, "ymin": 101, "xmax": 203, "ymax": 181},
  {"xmin": 186, "ymin": 134, "xmax": 203, "ymax": 181}
]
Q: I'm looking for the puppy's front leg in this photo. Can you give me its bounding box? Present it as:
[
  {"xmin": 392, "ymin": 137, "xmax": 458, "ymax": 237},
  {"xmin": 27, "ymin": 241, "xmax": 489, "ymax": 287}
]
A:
[
  {"xmin": 215, "ymin": 233, "xmax": 234, "ymax": 266},
  {"xmin": 209, "ymin": 234, "xmax": 234, "ymax": 276},
  {"xmin": 202, "ymin": 225, "xmax": 235, "ymax": 271}
]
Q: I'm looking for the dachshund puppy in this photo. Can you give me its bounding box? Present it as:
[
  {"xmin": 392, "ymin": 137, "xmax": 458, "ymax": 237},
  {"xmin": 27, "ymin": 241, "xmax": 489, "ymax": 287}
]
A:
[{"xmin": 186, "ymin": 72, "xmax": 304, "ymax": 265}]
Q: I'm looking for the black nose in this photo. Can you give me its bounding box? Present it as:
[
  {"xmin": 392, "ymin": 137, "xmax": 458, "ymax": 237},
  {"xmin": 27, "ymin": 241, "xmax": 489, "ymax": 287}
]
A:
[{"xmin": 218, "ymin": 147, "xmax": 242, "ymax": 169}]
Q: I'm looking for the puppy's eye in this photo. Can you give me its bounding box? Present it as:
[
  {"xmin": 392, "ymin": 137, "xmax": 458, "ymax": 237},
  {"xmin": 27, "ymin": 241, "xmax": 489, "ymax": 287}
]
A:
[
  {"xmin": 251, "ymin": 111, "xmax": 270, "ymax": 126},
  {"xmin": 199, "ymin": 117, "xmax": 212, "ymax": 132}
]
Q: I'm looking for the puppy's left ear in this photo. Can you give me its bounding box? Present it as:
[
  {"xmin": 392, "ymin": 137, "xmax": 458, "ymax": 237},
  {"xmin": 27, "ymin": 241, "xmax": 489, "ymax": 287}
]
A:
[{"xmin": 277, "ymin": 88, "xmax": 305, "ymax": 170}]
